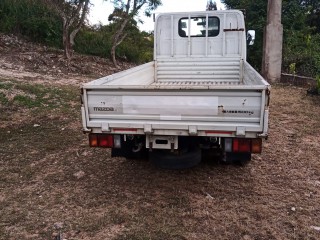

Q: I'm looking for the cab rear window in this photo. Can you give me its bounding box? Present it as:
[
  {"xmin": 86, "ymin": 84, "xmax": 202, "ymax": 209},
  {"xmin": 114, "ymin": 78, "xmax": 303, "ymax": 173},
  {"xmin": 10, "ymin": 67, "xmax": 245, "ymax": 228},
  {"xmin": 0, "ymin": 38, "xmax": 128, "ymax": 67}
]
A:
[{"xmin": 179, "ymin": 16, "xmax": 220, "ymax": 37}]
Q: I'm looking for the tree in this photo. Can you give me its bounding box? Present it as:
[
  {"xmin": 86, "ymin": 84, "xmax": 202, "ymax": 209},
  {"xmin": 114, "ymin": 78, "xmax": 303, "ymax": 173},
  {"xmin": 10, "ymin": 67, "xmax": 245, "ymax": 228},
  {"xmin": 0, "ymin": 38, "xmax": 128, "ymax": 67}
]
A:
[
  {"xmin": 108, "ymin": 0, "xmax": 162, "ymax": 68},
  {"xmin": 207, "ymin": 0, "xmax": 217, "ymax": 11},
  {"xmin": 222, "ymin": 0, "xmax": 267, "ymax": 70},
  {"xmin": 222, "ymin": 0, "xmax": 320, "ymax": 78},
  {"xmin": 302, "ymin": 0, "xmax": 320, "ymax": 33},
  {"xmin": 46, "ymin": 0, "xmax": 90, "ymax": 59}
]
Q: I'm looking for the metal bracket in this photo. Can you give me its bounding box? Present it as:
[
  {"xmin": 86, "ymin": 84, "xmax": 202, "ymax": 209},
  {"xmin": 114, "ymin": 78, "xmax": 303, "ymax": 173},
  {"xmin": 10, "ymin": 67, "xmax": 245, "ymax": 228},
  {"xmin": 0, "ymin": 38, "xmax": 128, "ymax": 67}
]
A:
[
  {"xmin": 189, "ymin": 126, "xmax": 198, "ymax": 136},
  {"xmin": 144, "ymin": 124, "xmax": 153, "ymax": 133},
  {"xmin": 146, "ymin": 135, "xmax": 178, "ymax": 150},
  {"xmin": 101, "ymin": 123, "xmax": 110, "ymax": 132},
  {"xmin": 257, "ymin": 132, "xmax": 268, "ymax": 138},
  {"xmin": 236, "ymin": 126, "xmax": 246, "ymax": 136},
  {"xmin": 82, "ymin": 128, "xmax": 91, "ymax": 133}
]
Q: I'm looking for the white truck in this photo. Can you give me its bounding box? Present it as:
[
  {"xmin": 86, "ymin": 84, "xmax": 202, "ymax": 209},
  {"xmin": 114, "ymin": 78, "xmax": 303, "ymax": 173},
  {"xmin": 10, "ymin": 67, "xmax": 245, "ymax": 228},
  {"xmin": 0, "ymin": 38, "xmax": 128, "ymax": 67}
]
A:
[{"xmin": 81, "ymin": 10, "xmax": 270, "ymax": 168}]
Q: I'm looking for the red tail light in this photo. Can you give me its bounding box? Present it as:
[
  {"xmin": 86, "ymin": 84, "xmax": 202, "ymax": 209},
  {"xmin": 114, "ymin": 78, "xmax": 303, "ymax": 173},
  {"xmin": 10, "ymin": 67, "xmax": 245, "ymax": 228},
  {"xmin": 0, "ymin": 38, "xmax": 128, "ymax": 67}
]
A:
[
  {"xmin": 231, "ymin": 138, "xmax": 262, "ymax": 153},
  {"xmin": 99, "ymin": 135, "xmax": 113, "ymax": 148},
  {"xmin": 233, "ymin": 138, "xmax": 239, "ymax": 152},
  {"xmin": 89, "ymin": 134, "xmax": 98, "ymax": 147},
  {"xmin": 251, "ymin": 138, "xmax": 262, "ymax": 153},
  {"xmin": 89, "ymin": 134, "xmax": 114, "ymax": 148},
  {"xmin": 238, "ymin": 139, "xmax": 251, "ymax": 152}
]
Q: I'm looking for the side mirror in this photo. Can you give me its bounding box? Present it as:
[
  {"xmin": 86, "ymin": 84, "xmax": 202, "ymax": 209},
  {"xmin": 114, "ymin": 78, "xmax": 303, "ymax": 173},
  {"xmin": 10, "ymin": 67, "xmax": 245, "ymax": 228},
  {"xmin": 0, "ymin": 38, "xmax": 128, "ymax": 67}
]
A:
[{"xmin": 247, "ymin": 30, "xmax": 255, "ymax": 45}]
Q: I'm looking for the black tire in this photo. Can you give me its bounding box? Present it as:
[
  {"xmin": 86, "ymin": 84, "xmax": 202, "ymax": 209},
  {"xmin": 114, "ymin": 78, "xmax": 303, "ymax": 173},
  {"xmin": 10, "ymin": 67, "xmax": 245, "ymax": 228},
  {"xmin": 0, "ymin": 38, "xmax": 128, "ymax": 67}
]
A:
[
  {"xmin": 150, "ymin": 148, "xmax": 201, "ymax": 169},
  {"xmin": 201, "ymin": 148, "xmax": 224, "ymax": 164},
  {"xmin": 223, "ymin": 152, "xmax": 251, "ymax": 165},
  {"xmin": 112, "ymin": 147, "xmax": 148, "ymax": 160}
]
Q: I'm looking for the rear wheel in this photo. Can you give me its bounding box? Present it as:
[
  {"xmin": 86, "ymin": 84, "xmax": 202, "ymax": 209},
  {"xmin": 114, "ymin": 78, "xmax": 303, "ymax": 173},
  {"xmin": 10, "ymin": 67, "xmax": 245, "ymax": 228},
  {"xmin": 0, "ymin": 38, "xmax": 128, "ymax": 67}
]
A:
[
  {"xmin": 150, "ymin": 148, "xmax": 201, "ymax": 169},
  {"xmin": 223, "ymin": 152, "xmax": 251, "ymax": 165}
]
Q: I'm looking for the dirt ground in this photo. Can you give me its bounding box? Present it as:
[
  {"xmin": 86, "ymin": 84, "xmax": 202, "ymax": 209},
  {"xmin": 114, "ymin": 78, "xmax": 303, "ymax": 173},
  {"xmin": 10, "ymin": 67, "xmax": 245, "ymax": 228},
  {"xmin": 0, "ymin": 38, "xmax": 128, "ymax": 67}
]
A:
[{"xmin": 0, "ymin": 34, "xmax": 320, "ymax": 240}]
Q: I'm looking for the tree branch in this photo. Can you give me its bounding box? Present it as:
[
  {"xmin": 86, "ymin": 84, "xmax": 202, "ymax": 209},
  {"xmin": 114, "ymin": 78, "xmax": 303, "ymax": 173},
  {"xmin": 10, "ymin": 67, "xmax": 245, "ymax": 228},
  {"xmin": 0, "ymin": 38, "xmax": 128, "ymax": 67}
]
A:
[
  {"xmin": 116, "ymin": 32, "xmax": 128, "ymax": 46},
  {"xmin": 125, "ymin": 0, "xmax": 132, "ymax": 14}
]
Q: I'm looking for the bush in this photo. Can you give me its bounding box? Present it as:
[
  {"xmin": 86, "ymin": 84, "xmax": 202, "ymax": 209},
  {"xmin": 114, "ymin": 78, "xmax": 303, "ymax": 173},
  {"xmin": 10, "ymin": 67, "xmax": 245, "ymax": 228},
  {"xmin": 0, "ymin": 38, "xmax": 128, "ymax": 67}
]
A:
[
  {"xmin": 75, "ymin": 25, "xmax": 154, "ymax": 64},
  {"xmin": 75, "ymin": 26, "xmax": 112, "ymax": 58},
  {"xmin": 283, "ymin": 32, "xmax": 320, "ymax": 78},
  {"xmin": 0, "ymin": 0, "xmax": 62, "ymax": 47}
]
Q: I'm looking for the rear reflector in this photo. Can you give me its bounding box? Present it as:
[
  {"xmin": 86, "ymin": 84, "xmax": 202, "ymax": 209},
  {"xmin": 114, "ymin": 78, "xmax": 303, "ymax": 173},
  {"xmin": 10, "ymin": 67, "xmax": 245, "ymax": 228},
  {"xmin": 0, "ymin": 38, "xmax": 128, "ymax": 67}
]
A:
[
  {"xmin": 238, "ymin": 139, "xmax": 251, "ymax": 152},
  {"xmin": 89, "ymin": 134, "xmax": 98, "ymax": 147},
  {"xmin": 113, "ymin": 135, "xmax": 121, "ymax": 148},
  {"xmin": 224, "ymin": 138, "xmax": 233, "ymax": 152},
  {"xmin": 89, "ymin": 134, "xmax": 114, "ymax": 148},
  {"xmin": 233, "ymin": 138, "xmax": 240, "ymax": 152},
  {"xmin": 226, "ymin": 138, "xmax": 263, "ymax": 153},
  {"xmin": 233, "ymin": 139, "xmax": 251, "ymax": 152},
  {"xmin": 99, "ymin": 135, "xmax": 113, "ymax": 148},
  {"xmin": 251, "ymin": 138, "xmax": 262, "ymax": 153}
]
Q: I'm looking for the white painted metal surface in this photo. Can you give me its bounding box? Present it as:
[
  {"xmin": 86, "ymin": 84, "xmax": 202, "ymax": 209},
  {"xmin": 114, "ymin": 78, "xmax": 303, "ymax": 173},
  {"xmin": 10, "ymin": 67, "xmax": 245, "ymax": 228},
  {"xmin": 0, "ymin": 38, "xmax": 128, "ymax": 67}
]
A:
[{"xmin": 154, "ymin": 11, "xmax": 246, "ymax": 58}]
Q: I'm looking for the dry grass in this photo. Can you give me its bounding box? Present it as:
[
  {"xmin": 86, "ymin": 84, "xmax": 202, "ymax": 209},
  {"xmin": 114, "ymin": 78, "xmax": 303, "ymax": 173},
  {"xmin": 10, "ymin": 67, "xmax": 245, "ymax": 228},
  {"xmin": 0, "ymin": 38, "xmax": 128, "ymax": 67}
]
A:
[{"xmin": 0, "ymin": 81, "xmax": 320, "ymax": 240}]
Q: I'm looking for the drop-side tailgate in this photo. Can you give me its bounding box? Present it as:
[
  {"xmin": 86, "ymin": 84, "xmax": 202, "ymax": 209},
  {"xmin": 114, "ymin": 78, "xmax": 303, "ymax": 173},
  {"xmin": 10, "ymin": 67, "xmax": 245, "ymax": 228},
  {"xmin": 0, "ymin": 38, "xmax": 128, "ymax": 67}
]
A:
[{"xmin": 81, "ymin": 86, "xmax": 269, "ymax": 138}]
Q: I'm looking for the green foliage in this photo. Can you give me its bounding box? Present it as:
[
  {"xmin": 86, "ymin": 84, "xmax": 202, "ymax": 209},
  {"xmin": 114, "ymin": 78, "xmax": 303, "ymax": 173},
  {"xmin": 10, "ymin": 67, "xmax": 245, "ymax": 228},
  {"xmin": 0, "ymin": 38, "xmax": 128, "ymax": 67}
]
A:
[
  {"xmin": 0, "ymin": 0, "xmax": 154, "ymax": 64},
  {"xmin": 118, "ymin": 28, "xmax": 154, "ymax": 63},
  {"xmin": 107, "ymin": 0, "xmax": 161, "ymax": 66},
  {"xmin": 74, "ymin": 24, "xmax": 154, "ymax": 63},
  {"xmin": 223, "ymin": 0, "xmax": 320, "ymax": 78},
  {"xmin": 223, "ymin": 0, "xmax": 267, "ymax": 71},
  {"xmin": 0, "ymin": 0, "xmax": 62, "ymax": 47},
  {"xmin": 74, "ymin": 25, "xmax": 113, "ymax": 58},
  {"xmin": 283, "ymin": 32, "xmax": 320, "ymax": 77},
  {"xmin": 289, "ymin": 63, "xmax": 296, "ymax": 75}
]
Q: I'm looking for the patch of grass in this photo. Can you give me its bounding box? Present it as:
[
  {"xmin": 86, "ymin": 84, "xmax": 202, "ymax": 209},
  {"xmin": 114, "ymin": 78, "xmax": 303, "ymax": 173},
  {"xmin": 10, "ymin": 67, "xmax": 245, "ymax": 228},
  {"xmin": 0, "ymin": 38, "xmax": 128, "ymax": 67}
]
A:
[
  {"xmin": 14, "ymin": 83, "xmax": 78, "ymax": 109},
  {"xmin": 13, "ymin": 95, "xmax": 39, "ymax": 107},
  {"xmin": 15, "ymin": 84, "xmax": 44, "ymax": 95},
  {"xmin": 0, "ymin": 81, "xmax": 14, "ymax": 90},
  {"xmin": 0, "ymin": 92, "xmax": 8, "ymax": 104},
  {"xmin": 0, "ymin": 80, "xmax": 79, "ymax": 117}
]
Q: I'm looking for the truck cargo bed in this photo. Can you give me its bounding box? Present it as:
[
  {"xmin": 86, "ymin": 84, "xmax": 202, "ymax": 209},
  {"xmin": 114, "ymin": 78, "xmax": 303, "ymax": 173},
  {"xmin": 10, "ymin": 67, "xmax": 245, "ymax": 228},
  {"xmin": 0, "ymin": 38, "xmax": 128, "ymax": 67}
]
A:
[
  {"xmin": 84, "ymin": 59, "xmax": 268, "ymax": 90},
  {"xmin": 82, "ymin": 60, "xmax": 269, "ymax": 138}
]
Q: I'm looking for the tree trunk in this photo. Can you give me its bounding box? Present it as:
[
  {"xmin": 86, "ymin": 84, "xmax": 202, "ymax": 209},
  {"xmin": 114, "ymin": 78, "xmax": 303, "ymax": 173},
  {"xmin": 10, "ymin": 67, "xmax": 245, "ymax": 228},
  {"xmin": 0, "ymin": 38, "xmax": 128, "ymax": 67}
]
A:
[
  {"xmin": 64, "ymin": 40, "xmax": 72, "ymax": 60},
  {"xmin": 262, "ymin": 0, "xmax": 283, "ymax": 83},
  {"xmin": 52, "ymin": 0, "xmax": 89, "ymax": 60},
  {"xmin": 63, "ymin": 23, "xmax": 72, "ymax": 60},
  {"xmin": 111, "ymin": 44, "xmax": 118, "ymax": 68},
  {"xmin": 110, "ymin": 17, "xmax": 130, "ymax": 68}
]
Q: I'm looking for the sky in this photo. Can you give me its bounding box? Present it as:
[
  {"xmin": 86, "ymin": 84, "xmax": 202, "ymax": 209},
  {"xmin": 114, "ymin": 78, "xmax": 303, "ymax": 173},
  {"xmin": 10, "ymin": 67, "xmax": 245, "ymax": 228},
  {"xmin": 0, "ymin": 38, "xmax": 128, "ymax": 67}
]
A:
[{"xmin": 88, "ymin": 0, "xmax": 225, "ymax": 32}]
